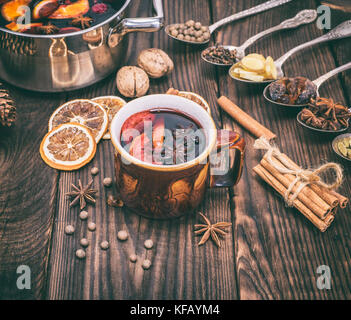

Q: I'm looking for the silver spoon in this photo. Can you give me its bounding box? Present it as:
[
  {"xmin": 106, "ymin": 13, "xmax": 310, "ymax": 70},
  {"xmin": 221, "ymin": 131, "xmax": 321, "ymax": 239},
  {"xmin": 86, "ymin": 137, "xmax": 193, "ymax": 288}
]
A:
[
  {"xmin": 263, "ymin": 61, "xmax": 351, "ymax": 108},
  {"xmin": 201, "ymin": 9, "xmax": 317, "ymax": 66},
  {"xmin": 229, "ymin": 20, "xmax": 351, "ymax": 84},
  {"xmin": 297, "ymin": 108, "xmax": 350, "ymax": 134},
  {"xmin": 332, "ymin": 133, "xmax": 351, "ymax": 162},
  {"xmin": 165, "ymin": 0, "xmax": 294, "ymax": 45}
]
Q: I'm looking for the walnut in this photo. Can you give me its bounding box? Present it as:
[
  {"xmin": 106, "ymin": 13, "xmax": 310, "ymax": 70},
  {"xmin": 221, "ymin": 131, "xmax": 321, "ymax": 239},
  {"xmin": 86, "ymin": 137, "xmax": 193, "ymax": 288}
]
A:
[
  {"xmin": 116, "ymin": 66, "xmax": 149, "ymax": 98},
  {"xmin": 137, "ymin": 48, "xmax": 174, "ymax": 78}
]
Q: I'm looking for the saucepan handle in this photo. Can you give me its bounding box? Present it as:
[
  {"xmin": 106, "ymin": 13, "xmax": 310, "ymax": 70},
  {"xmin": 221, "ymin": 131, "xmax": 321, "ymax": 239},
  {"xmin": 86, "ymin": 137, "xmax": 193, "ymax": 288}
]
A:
[
  {"xmin": 108, "ymin": 0, "xmax": 164, "ymax": 46},
  {"xmin": 209, "ymin": 130, "xmax": 245, "ymax": 188}
]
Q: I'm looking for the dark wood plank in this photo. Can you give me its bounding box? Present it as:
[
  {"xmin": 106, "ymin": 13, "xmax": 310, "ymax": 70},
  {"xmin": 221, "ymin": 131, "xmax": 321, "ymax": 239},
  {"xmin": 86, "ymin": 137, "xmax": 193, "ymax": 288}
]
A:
[
  {"xmin": 211, "ymin": 0, "xmax": 351, "ymax": 299},
  {"xmin": 0, "ymin": 87, "xmax": 65, "ymax": 299},
  {"xmin": 47, "ymin": 0, "xmax": 238, "ymax": 299}
]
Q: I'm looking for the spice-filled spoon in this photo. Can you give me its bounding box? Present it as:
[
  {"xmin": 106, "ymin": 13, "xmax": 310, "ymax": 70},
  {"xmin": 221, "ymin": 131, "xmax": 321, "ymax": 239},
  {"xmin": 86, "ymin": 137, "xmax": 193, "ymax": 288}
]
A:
[
  {"xmin": 263, "ymin": 61, "xmax": 351, "ymax": 108},
  {"xmin": 165, "ymin": 0, "xmax": 294, "ymax": 45},
  {"xmin": 229, "ymin": 20, "xmax": 351, "ymax": 85},
  {"xmin": 201, "ymin": 9, "xmax": 317, "ymax": 66},
  {"xmin": 297, "ymin": 98, "xmax": 351, "ymax": 134},
  {"xmin": 297, "ymin": 107, "xmax": 351, "ymax": 134}
]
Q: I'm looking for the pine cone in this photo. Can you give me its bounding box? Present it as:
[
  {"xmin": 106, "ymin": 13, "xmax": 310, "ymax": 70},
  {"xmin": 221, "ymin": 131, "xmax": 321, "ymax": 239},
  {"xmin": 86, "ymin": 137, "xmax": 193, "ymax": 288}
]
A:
[{"xmin": 0, "ymin": 83, "xmax": 16, "ymax": 127}]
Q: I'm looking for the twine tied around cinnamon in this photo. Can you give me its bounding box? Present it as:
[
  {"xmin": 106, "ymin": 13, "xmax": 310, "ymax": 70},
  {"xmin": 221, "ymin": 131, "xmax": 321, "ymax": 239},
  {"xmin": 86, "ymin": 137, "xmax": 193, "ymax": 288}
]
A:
[{"xmin": 254, "ymin": 137, "xmax": 343, "ymax": 206}]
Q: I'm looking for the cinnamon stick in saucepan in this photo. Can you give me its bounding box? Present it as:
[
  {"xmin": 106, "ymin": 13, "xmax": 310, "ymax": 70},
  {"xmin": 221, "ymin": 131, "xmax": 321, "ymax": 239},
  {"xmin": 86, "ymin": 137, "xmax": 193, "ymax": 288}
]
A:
[{"xmin": 217, "ymin": 96, "xmax": 276, "ymax": 140}]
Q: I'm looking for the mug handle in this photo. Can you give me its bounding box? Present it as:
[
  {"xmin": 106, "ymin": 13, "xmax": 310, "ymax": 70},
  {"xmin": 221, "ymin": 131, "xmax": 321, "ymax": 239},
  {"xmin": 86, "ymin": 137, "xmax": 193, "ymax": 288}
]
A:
[{"xmin": 209, "ymin": 129, "xmax": 245, "ymax": 188}]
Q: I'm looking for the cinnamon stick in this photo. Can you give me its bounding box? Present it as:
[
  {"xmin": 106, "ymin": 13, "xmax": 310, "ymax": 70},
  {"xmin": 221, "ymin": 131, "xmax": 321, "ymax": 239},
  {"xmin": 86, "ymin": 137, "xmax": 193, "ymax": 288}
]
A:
[
  {"xmin": 264, "ymin": 155, "xmax": 332, "ymax": 215},
  {"xmin": 253, "ymin": 164, "xmax": 329, "ymax": 232},
  {"xmin": 260, "ymin": 158, "xmax": 329, "ymax": 219},
  {"xmin": 330, "ymin": 190, "xmax": 349, "ymax": 208},
  {"xmin": 277, "ymin": 153, "xmax": 343, "ymax": 208},
  {"xmin": 217, "ymin": 96, "xmax": 276, "ymax": 140}
]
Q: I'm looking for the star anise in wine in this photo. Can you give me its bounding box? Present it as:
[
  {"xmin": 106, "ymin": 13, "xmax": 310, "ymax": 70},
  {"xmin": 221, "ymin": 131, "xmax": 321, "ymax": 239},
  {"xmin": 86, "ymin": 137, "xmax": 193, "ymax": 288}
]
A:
[
  {"xmin": 71, "ymin": 16, "xmax": 93, "ymax": 29},
  {"xmin": 37, "ymin": 23, "xmax": 59, "ymax": 35},
  {"xmin": 66, "ymin": 179, "xmax": 98, "ymax": 210},
  {"xmin": 194, "ymin": 212, "xmax": 232, "ymax": 247}
]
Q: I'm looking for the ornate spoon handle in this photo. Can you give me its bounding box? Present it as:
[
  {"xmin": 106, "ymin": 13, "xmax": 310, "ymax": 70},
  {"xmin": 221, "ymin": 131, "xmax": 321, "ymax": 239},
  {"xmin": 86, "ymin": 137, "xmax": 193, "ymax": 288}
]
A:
[
  {"xmin": 209, "ymin": 0, "xmax": 294, "ymax": 34},
  {"xmin": 238, "ymin": 9, "xmax": 317, "ymax": 52},
  {"xmin": 313, "ymin": 61, "xmax": 351, "ymax": 88},
  {"xmin": 275, "ymin": 20, "xmax": 351, "ymax": 68}
]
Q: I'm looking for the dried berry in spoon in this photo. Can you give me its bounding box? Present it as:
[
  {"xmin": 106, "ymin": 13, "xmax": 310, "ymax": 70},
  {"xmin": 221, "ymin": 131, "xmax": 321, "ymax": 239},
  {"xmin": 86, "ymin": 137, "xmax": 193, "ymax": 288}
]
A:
[
  {"xmin": 269, "ymin": 77, "xmax": 317, "ymax": 105},
  {"xmin": 167, "ymin": 20, "xmax": 210, "ymax": 43}
]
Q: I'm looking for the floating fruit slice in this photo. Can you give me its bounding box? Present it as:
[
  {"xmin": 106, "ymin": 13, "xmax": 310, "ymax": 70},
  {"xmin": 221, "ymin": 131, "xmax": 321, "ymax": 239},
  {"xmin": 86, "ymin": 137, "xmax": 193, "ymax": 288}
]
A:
[
  {"xmin": 121, "ymin": 111, "xmax": 156, "ymax": 144},
  {"xmin": 48, "ymin": 99, "xmax": 108, "ymax": 143},
  {"xmin": 49, "ymin": 0, "xmax": 89, "ymax": 19},
  {"xmin": 241, "ymin": 56, "xmax": 265, "ymax": 73},
  {"xmin": 40, "ymin": 123, "xmax": 97, "ymax": 171},
  {"xmin": 5, "ymin": 21, "xmax": 42, "ymax": 32},
  {"xmin": 1, "ymin": 0, "xmax": 31, "ymax": 21},
  {"xmin": 129, "ymin": 133, "xmax": 152, "ymax": 163},
  {"xmin": 32, "ymin": 0, "xmax": 60, "ymax": 20},
  {"xmin": 152, "ymin": 117, "xmax": 165, "ymax": 150},
  {"xmin": 92, "ymin": 96, "xmax": 126, "ymax": 139}
]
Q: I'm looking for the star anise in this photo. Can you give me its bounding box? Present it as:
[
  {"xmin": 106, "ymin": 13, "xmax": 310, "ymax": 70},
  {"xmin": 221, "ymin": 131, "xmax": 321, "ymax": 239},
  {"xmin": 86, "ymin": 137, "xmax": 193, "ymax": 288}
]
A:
[
  {"xmin": 194, "ymin": 212, "xmax": 232, "ymax": 247},
  {"xmin": 37, "ymin": 23, "xmax": 59, "ymax": 35},
  {"xmin": 66, "ymin": 179, "xmax": 98, "ymax": 210},
  {"xmin": 71, "ymin": 16, "xmax": 93, "ymax": 29}
]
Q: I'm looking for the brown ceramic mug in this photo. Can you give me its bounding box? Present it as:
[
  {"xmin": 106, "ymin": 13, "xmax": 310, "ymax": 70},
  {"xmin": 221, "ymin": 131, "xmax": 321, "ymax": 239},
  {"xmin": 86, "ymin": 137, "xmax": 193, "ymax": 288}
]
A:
[{"xmin": 110, "ymin": 94, "xmax": 245, "ymax": 219}]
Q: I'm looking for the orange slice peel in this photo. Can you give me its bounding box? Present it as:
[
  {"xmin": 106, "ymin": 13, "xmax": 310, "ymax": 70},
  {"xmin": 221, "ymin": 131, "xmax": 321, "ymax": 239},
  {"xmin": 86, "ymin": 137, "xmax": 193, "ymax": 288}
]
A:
[
  {"xmin": 48, "ymin": 99, "xmax": 108, "ymax": 143},
  {"xmin": 91, "ymin": 96, "xmax": 126, "ymax": 139},
  {"xmin": 40, "ymin": 122, "xmax": 97, "ymax": 171}
]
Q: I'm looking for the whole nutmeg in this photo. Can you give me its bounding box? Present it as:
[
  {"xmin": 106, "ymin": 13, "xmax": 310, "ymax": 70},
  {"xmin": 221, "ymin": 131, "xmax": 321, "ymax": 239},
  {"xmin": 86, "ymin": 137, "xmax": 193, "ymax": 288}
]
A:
[
  {"xmin": 116, "ymin": 66, "xmax": 149, "ymax": 98},
  {"xmin": 137, "ymin": 48, "xmax": 174, "ymax": 79}
]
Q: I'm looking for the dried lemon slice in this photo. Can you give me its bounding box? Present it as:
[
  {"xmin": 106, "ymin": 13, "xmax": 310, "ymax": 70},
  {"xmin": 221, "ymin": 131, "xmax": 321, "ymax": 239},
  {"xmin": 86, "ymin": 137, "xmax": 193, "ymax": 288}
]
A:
[
  {"xmin": 92, "ymin": 96, "xmax": 126, "ymax": 139},
  {"xmin": 49, "ymin": 99, "xmax": 108, "ymax": 143},
  {"xmin": 40, "ymin": 123, "xmax": 97, "ymax": 171}
]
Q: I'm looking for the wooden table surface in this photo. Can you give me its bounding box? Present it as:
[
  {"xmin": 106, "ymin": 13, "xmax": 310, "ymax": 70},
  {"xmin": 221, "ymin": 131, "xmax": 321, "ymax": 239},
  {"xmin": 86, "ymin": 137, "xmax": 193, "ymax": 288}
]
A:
[{"xmin": 0, "ymin": 0, "xmax": 350, "ymax": 300}]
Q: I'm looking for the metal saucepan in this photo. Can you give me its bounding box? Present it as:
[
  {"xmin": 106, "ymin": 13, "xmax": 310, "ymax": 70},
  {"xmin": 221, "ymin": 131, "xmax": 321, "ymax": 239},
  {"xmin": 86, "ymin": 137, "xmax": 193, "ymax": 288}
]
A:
[{"xmin": 0, "ymin": 0, "xmax": 164, "ymax": 92}]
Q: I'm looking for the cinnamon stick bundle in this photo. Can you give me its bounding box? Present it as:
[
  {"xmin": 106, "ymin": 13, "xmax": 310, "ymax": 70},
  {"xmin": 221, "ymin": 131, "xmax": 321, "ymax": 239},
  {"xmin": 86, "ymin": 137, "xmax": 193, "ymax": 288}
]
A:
[{"xmin": 253, "ymin": 139, "xmax": 348, "ymax": 232}]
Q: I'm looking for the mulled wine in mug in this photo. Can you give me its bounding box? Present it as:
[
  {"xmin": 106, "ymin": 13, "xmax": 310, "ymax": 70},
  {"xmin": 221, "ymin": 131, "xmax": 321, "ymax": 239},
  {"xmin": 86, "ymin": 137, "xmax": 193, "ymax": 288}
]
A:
[{"xmin": 110, "ymin": 94, "xmax": 245, "ymax": 219}]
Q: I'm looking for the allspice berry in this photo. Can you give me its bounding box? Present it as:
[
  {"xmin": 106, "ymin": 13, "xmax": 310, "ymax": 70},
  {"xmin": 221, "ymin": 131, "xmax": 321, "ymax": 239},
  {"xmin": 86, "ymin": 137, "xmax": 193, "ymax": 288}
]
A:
[
  {"xmin": 137, "ymin": 48, "xmax": 174, "ymax": 79},
  {"xmin": 116, "ymin": 66, "xmax": 149, "ymax": 98},
  {"xmin": 65, "ymin": 225, "xmax": 75, "ymax": 235},
  {"xmin": 76, "ymin": 249, "xmax": 86, "ymax": 259},
  {"xmin": 142, "ymin": 259, "xmax": 152, "ymax": 270}
]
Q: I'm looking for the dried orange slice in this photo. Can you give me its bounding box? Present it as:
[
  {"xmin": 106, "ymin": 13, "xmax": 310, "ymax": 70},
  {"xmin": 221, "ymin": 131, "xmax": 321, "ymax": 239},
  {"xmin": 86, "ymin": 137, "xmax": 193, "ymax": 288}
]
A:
[
  {"xmin": 91, "ymin": 96, "xmax": 126, "ymax": 139},
  {"xmin": 166, "ymin": 88, "xmax": 211, "ymax": 115},
  {"xmin": 40, "ymin": 123, "xmax": 96, "ymax": 171},
  {"xmin": 48, "ymin": 99, "xmax": 108, "ymax": 143}
]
